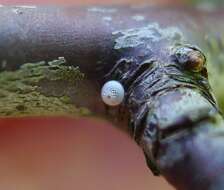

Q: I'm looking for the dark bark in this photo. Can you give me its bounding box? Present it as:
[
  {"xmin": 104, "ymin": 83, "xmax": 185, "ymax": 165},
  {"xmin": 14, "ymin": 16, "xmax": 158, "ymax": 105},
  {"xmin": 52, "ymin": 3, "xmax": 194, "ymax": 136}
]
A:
[{"xmin": 0, "ymin": 5, "xmax": 224, "ymax": 190}]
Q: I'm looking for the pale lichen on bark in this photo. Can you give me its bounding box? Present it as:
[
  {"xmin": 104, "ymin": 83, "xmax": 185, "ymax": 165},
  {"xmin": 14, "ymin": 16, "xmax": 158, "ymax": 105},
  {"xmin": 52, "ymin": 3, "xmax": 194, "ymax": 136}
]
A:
[
  {"xmin": 0, "ymin": 58, "xmax": 91, "ymax": 117},
  {"xmin": 112, "ymin": 23, "xmax": 184, "ymax": 50}
]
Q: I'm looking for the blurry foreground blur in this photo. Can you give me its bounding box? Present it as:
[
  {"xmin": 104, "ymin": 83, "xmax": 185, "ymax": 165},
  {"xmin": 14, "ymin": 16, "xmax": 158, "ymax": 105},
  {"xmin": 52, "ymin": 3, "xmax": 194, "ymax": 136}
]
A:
[{"xmin": 0, "ymin": 117, "xmax": 173, "ymax": 190}]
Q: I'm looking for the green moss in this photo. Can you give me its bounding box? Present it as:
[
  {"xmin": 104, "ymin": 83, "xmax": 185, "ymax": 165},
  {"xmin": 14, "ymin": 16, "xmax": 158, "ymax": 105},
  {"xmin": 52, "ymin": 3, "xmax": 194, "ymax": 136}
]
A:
[
  {"xmin": 189, "ymin": 0, "xmax": 224, "ymax": 7},
  {"xmin": 206, "ymin": 35, "xmax": 224, "ymax": 112},
  {"xmin": 0, "ymin": 57, "xmax": 91, "ymax": 117}
]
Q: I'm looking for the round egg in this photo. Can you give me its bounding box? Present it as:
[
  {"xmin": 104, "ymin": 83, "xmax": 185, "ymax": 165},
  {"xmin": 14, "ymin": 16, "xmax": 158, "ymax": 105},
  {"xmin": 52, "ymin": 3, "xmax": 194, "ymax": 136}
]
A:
[{"xmin": 101, "ymin": 80, "xmax": 125, "ymax": 106}]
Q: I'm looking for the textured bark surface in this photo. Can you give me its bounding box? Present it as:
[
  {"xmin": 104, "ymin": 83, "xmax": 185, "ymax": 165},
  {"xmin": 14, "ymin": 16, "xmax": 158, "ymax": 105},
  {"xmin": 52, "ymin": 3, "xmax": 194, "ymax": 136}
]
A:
[{"xmin": 0, "ymin": 5, "xmax": 224, "ymax": 190}]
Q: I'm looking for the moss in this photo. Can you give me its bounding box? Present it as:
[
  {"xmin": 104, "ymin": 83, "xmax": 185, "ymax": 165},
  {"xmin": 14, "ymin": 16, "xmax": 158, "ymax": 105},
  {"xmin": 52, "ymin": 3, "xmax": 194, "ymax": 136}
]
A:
[
  {"xmin": 206, "ymin": 36, "xmax": 224, "ymax": 112},
  {"xmin": 0, "ymin": 57, "xmax": 91, "ymax": 117}
]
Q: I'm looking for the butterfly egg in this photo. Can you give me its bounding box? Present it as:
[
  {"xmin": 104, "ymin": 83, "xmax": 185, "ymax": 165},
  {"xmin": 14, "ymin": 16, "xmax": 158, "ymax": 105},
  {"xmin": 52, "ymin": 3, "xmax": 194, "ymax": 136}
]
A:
[{"xmin": 101, "ymin": 80, "xmax": 125, "ymax": 106}]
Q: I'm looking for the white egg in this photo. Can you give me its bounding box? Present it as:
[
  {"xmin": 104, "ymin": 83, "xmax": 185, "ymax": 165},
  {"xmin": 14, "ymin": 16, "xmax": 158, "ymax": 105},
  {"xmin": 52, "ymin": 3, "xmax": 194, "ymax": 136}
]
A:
[{"xmin": 101, "ymin": 80, "xmax": 125, "ymax": 106}]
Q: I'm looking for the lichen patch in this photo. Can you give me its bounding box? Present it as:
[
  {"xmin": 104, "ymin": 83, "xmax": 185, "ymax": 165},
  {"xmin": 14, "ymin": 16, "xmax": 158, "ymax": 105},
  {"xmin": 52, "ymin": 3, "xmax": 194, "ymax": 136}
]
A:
[
  {"xmin": 14, "ymin": 5, "xmax": 37, "ymax": 9},
  {"xmin": 0, "ymin": 58, "xmax": 91, "ymax": 117},
  {"xmin": 103, "ymin": 16, "xmax": 112, "ymax": 22},
  {"xmin": 132, "ymin": 15, "xmax": 145, "ymax": 21},
  {"xmin": 113, "ymin": 23, "xmax": 184, "ymax": 50},
  {"xmin": 88, "ymin": 7, "xmax": 117, "ymax": 13}
]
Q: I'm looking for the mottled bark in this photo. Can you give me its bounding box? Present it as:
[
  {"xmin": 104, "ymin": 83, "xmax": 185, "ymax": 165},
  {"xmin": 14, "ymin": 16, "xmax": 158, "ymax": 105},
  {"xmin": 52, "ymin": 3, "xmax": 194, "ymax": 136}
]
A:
[{"xmin": 0, "ymin": 5, "xmax": 224, "ymax": 190}]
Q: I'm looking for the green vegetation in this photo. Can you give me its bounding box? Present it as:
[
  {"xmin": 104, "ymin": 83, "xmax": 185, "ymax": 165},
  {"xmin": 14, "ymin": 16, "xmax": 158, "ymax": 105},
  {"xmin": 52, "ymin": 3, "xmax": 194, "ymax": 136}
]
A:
[{"xmin": 189, "ymin": 0, "xmax": 224, "ymax": 8}]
